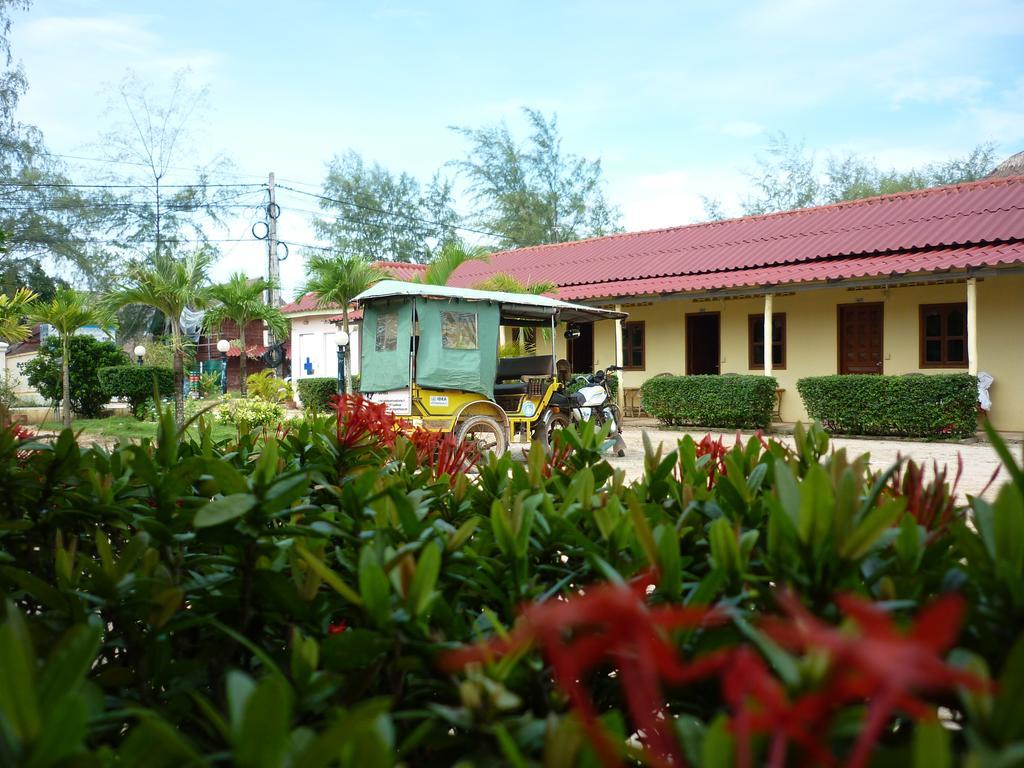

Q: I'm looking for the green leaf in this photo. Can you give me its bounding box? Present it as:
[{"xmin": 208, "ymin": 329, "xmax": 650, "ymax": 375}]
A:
[
  {"xmin": 194, "ymin": 493, "xmax": 256, "ymax": 528},
  {"xmin": 797, "ymin": 464, "xmax": 834, "ymax": 551},
  {"xmin": 992, "ymin": 485, "xmax": 1024, "ymax": 573},
  {"xmin": 709, "ymin": 517, "xmax": 742, "ymax": 577},
  {"xmin": 38, "ymin": 623, "xmax": 102, "ymax": 715},
  {"xmin": 234, "ymin": 674, "xmax": 293, "ymax": 768},
  {"xmin": 913, "ymin": 718, "xmax": 951, "ymax": 768},
  {"xmin": 118, "ymin": 714, "xmax": 205, "ymax": 768},
  {"xmin": 358, "ymin": 547, "xmax": 392, "ymax": 626},
  {"xmin": 23, "ymin": 694, "xmax": 88, "ymax": 768},
  {"xmin": 407, "ymin": 541, "xmax": 442, "ymax": 619},
  {"xmin": 701, "ymin": 714, "xmax": 734, "ymax": 768},
  {"xmin": 227, "ymin": 670, "xmax": 256, "ymax": 735},
  {"xmin": 655, "ymin": 524, "xmax": 682, "ymax": 600},
  {"xmin": 991, "ymin": 634, "xmax": 1024, "ymax": 742},
  {"xmin": 293, "ymin": 542, "xmax": 363, "ymax": 606},
  {"xmin": 0, "ymin": 603, "xmax": 41, "ymax": 743},
  {"xmin": 839, "ymin": 499, "xmax": 904, "ymax": 560}
]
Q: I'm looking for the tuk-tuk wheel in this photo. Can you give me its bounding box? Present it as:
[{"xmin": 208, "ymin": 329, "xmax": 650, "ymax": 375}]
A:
[{"xmin": 455, "ymin": 414, "xmax": 507, "ymax": 456}]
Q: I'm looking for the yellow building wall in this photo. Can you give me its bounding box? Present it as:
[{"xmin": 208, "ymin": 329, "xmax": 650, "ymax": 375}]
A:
[{"xmin": 592, "ymin": 273, "xmax": 1024, "ymax": 432}]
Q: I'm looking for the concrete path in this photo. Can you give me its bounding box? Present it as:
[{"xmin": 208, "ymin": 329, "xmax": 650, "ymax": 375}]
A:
[{"xmin": 605, "ymin": 420, "xmax": 1016, "ymax": 502}]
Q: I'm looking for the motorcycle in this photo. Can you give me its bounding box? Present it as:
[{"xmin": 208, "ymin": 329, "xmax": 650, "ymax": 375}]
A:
[{"xmin": 539, "ymin": 363, "xmax": 627, "ymax": 457}]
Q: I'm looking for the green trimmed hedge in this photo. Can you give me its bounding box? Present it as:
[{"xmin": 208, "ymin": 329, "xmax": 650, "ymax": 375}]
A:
[
  {"xmin": 296, "ymin": 377, "xmax": 338, "ymax": 412},
  {"xmin": 640, "ymin": 374, "xmax": 777, "ymax": 429},
  {"xmin": 797, "ymin": 373, "xmax": 978, "ymax": 438},
  {"xmin": 98, "ymin": 365, "xmax": 175, "ymax": 419}
]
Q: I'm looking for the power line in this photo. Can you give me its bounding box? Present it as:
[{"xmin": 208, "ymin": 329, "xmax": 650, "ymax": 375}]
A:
[
  {"xmin": 0, "ymin": 137, "xmax": 275, "ymax": 182},
  {"xmin": 0, "ymin": 180, "xmax": 264, "ymax": 190},
  {"xmin": 275, "ymin": 184, "xmax": 505, "ymax": 241}
]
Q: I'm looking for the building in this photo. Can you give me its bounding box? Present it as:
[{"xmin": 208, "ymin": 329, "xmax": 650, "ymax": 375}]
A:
[
  {"xmin": 448, "ymin": 175, "xmax": 1024, "ymax": 431},
  {"xmin": 281, "ymin": 262, "xmax": 428, "ymax": 388},
  {"xmin": 193, "ymin": 318, "xmax": 280, "ymax": 391}
]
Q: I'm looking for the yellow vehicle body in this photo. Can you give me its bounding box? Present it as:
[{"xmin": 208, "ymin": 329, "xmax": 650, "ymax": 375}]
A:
[{"xmin": 405, "ymin": 382, "xmax": 561, "ymax": 444}]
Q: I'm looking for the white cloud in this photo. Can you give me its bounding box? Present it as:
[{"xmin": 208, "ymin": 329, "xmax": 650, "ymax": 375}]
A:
[{"xmin": 614, "ymin": 168, "xmax": 748, "ymax": 231}]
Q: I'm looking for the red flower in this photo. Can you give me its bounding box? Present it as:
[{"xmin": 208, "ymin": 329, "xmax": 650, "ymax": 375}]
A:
[
  {"xmin": 441, "ymin": 572, "xmax": 727, "ymax": 768},
  {"xmin": 328, "ymin": 620, "xmax": 347, "ymax": 635},
  {"xmin": 761, "ymin": 591, "xmax": 986, "ymax": 768},
  {"xmin": 722, "ymin": 647, "xmax": 836, "ymax": 768},
  {"xmin": 887, "ymin": 455, "xmax": 965, "ymax": 536},
  {"xmin": 408, "ymin": 428, "xmax": 479, "ymax": 482},
  {"xmin": 330, "ymin": 394, "xmax": 403, "ymax": 450}
]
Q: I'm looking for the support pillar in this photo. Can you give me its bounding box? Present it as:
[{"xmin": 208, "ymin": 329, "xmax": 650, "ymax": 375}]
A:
[
  {"xmin": 614, "ymin": 304, "xmax": 624, "ymax": 409},
  {"xmin": 763, "ymin": 293, "xmax": 773, "ymax": 377},
  {"xmin": 967, "ymin": 277, "xmax": 978, "ymax": 376}
]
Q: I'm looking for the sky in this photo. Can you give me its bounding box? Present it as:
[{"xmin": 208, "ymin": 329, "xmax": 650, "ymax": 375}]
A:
[{"xmin": 11, "ymin": 0, "xmax": 1024, "ymax": 295}]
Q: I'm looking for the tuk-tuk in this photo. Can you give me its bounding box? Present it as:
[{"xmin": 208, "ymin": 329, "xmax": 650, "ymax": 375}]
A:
[{"xmin": 353, "ymin": 280, "xmax": 628, "ymax": 454}]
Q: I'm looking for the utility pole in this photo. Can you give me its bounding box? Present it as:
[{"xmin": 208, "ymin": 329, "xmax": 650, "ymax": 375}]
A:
[
  {"xmin": 267, "ymin": 172, "xmax": 281, "ymax": 308},
  {"xmin": 266, "ymin": 172, "xmax": 284, "ymax": 376}
]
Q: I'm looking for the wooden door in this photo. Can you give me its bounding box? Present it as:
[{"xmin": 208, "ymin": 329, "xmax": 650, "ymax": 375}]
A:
[
  {"xmin": 686, "ymin": 313, "xmax": 721, "ymax": 375},
  {"xmin": 838, "ymin": 303, "xmax": 883, "ymax": 374}
]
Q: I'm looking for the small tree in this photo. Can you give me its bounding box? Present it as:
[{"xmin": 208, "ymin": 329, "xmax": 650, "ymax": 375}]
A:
[
  {"xmin": 105, "ymin": 249, "xmax": 213, "ymax": 428},
  {"xmin": 203, "ymin": 273, "xmax": 288, "ymax": 396},
  {"xmin": 30, "ymin": 288, "xmax": 115, "ymax": 428},
  {"xmin": 23, "ymin": 336, "xmax": 127, "ymax": 419},
  {"xmin": 298, "ymin": 254, "xmax": 389, "ymax": 395}
]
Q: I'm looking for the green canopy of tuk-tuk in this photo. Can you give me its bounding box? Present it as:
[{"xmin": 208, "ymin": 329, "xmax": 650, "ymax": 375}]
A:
[{"xmin": 359, "ymin": 292, "xmax": 500, "ymax": 399}]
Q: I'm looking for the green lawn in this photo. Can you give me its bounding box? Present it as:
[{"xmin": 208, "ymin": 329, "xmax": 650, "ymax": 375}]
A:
[{"xmin": 38, "ymin": 417, "xmax": 237, "ymax": 443}]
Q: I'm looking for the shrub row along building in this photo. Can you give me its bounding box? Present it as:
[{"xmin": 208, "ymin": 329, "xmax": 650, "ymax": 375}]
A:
[{"xmin": 283, "ymin": 173, "xmax": 1024, "ymax": 432}]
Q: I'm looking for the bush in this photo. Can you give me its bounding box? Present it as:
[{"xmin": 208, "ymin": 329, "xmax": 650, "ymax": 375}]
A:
[
  {"xmin": 217, "ymin": 396, "xmax": 285, "ymax": 431},
  {"xmin": 98, "ymin": 365, "xmax": 175, "ymax": 419},
  {"xmin": 797, "ymin": 373, "xmax": 978, "ymax": 438},
  {"xmin": 22, "ymin": 335, "xmax": 128, "ymax": 417},
  {"xmin": 640, "ymin": 374, "xmax": 777, "ymax": 428},
  {"xmin": 1, "ymin": 407, "xmax": 1023, "ymax": 766},
  {"xmin": 246, "ymin": 369, "xmax": 294, "ymax": 403},
  {"xmin": 296, "ymin": 377, "xmax": 337, "ymax": 411}
]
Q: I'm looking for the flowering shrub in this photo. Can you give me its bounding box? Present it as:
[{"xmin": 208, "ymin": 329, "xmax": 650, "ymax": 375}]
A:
[
  {"xmin": 0, "ymin": 403, "xmax": 1022, "ymax": 766},
  {"xmin": 216, "ymin": 395, "xmax": 285, "ymax": 431}
]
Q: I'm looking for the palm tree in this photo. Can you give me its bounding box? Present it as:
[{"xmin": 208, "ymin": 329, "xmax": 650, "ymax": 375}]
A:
[
  {"xmin": 204, "ymin": 273, "xmax": 288, "ymax": 396},
  {"xmin": 105, "ymin": 249, "xmax": 214, "ymax": 428},
  {"xmin": 30, "ymin": 288, "xmax": 115, "ymax": 428},
  {"xmin": 298, "ymin": 254, "xmax": 389, "ymax": 394},
  {"xmin": 473, "ymin": 273, "xmax": 557, "ymax": 296},
  {"xmin": 0, "ymin": 288, "xmax": 38, "ymax": 343},
  {"xmin": 418, "ymin": 240, "xmax": 490, "ymax": 286}
]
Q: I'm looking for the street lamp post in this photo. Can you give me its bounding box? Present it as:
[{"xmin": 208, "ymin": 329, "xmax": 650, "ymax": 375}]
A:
[
  {"xmin": 133, "ymin": 344, "xmax": 146, "ymax": 367},
  {"xmin": 334, "ymin": 330, "xmax": 350, "ymax": 395},
  {"xmin": 216, "ymin": 339, "xmax": 231, "ymax": 395}
]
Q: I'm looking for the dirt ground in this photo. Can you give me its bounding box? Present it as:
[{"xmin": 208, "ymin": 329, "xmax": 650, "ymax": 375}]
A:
[{"xmin": 601, "ymin": 420, "xmax": 1016, "ymax": 502}]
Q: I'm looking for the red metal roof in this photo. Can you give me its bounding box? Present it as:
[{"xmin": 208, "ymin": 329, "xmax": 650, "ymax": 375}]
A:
[
  {"xmin": 281, "ymin": 261, "xmax": 428, "ymax": 314},
  {"xmin": 449, "ymin": 176, "xmax": 1024, "ymax": 297},
  {"xmin": 552, "ymin": 242, "xmax": 1024, "ymax": 300}
]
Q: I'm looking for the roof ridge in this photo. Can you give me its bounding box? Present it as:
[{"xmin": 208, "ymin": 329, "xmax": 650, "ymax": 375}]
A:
[{"xmin": 486, "ymin": 174, "xmax": 1024, "ymax": 258}]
